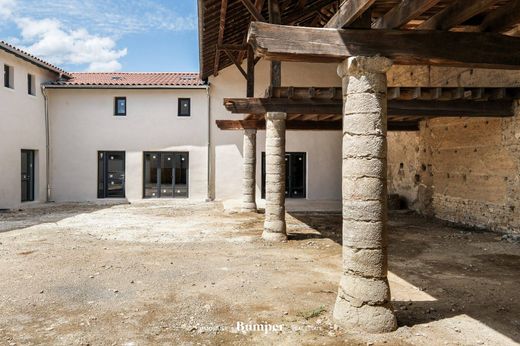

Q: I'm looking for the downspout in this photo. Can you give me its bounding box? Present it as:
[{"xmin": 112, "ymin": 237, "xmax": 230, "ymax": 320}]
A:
[
  {"xmin": 41, "ymin": 85, "xmax": 51, "ymax": 203},
  {"xmin": 206, "ymin": 84, "xmax": 214, "ymax": 201}
]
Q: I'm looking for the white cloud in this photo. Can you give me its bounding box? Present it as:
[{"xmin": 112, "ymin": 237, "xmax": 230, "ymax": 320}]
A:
[
  {"xmin": 0, "ymin": 0, "xmax": 16, "ymax": 19},
  {"xmin": 15, "ymin": 17, "xmax": 127, "ymax": 71}
]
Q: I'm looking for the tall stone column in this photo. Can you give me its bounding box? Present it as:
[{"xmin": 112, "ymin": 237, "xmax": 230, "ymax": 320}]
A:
[
  {"xmin": 242, "ymin": 129, "xmax": 257, "ymax": 212},
  {"xmin": 333, "ymin": 56, "xmax": 397, "ymax": 333},
  {"xmin": 262, "ymin": 112, "xmax": 288, "ymax": 242}
]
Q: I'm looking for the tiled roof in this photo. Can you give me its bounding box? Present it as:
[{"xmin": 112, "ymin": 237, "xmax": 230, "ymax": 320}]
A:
[
  {"xmin": 0, "ymin": 41, "xmax": 71, "ymax": 77},
  {"xmin": 48, "ymin": 72, "xmax": 206, "ymax": 87}
]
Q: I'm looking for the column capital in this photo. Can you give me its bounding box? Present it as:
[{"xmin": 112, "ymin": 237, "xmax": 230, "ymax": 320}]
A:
[
  {"xmin": 265, "ymin": 112, "xmax": 287, "ymax": 121},
  {"xmin": 244, "ymin": 128, "xmax": 257, "ymax": 135},
  {"xmin": 337, "ymin": 56, "xmax": 393, "ymax": 78}
]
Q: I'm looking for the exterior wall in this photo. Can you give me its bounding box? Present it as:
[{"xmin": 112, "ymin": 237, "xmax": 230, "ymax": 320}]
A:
[
  {"xmin": 387, "ymin": 66, "xmax": 520, "ymax": 233},
  {"xmin": 0, "ymin": 50, "xmax": 57, "ymax": 209},
  {"xmin": 209, "ymin": 60, "xmax": 342, "ymax": 201},
  {"xmin": 47, "ymin": 88, "xmax": 209, "ymax": 202}
]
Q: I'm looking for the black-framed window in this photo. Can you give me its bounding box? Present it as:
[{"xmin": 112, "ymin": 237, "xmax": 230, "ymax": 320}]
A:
[
  {"xmin": 261, "ymin": 152, "xmax": 306, "ymax": 199},
  {"xmin": 114, "ymin": 97, "xmax": 127, "ymax": 116},
  {"xmin": 178, "ymin": 98, "xmax": 191, "ymax": 117},
  {"xmin": 28, "ymin": 74, "xmax": 35, "ymax": 95},
  {"xmin": 98, "ymin": 151, "xmax": 126, "ymax": 198},
  {"xmin": 4, "ymin": 64, "xmax": 13, "ymax": 89},
  {"xmin": 143, "ymin": 152, "xmax": 189, "ymax": 198}
]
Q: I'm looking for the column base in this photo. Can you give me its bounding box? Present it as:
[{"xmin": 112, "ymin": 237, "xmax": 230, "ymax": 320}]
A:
[
  {"xmin": 262, "ymin": 220, "xmax": 287, "ymax": 242},
  {"xmin": 241, "ymin": 202, "xmax": 258, "ymax": 213},
  {"xmin": 333, "ymin": 295, "xmax": 397, "ymax": 333}
]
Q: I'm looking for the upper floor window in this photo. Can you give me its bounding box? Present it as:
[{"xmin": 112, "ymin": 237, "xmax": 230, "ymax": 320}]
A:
[
  {"xmin": 114, "ymin": 97, "xmax": 126, "ymax": 116},
  {"xmin": 178, "ymin": 98, "xmax": 191, "ymax": 117},
  {"xmin": 27, "ymin": 74, "xmax": 36, "ymax": 95},
  {"xmin": 4, "ymin": 64, "xmax": 13, "ymax": 89}
]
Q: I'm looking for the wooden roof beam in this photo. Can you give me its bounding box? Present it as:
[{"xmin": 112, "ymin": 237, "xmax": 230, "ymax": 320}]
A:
[
  {"xmin": 224, "ymin": 97, "xmax": 515, "ymax": 117},
  {"xmin": 239, "ymin": 0, "xmax": 266, "ymax": 22},
  {"xmin": 324, "ymin": 0, "xmax": 376, "ymax": 28},
  {"xmin": 417, "ymin": 0, "xmax": 500, "ymax": 31},
  {"xmin": 216, "ymin": 119, "xmax": 420, "ymax": 131},
  {"xmin": 373, "ymin": 0, "xmax": 440, "ymax": 29},
  {"xmin": 478, "ymin": 0, "xmax": 520, "ymax": 33},
  {"xmin": 247, "ymin": 22, "xmax": 520, "ymax": 69},
  {"xmin": 213, "ymin": 0, "xmax": 228, "ymax": 77}
]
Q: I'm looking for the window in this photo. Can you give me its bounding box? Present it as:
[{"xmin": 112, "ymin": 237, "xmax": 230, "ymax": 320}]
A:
[
  {"xmin": 261, "ymin": 152, "xmax": 306, "ymax": 199},
  {"xmin": 98, "ymin": 151, "xmax": 125, "ymax": 198},
  {"xmin": 178, "ymin": 98, "xmax": 191, "ymax": 117},
  {"xmin": 114, "ymin": 97, "xmax": 127, "ymax": 116},
  {"xmin": 144, "ymin": 152, "xmax": 189, "ymax": 198},
  {"xmin": 27, "ymin": 74, "xmax": 36, "ymax": 95},
  {"xmin": 4, "ymin": 64, "xmax": 13, "ymax": 89}
]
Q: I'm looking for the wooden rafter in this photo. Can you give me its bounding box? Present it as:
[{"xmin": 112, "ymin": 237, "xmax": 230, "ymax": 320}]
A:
[
  {"xmin": 213, "ymin": 0, "xmax": 228, "ymax": 77},
  {"xmin": 373, "ymin": 0, "xmax": 440, "ymax": 29},
  {"xmin": 247, "ymin": 22, "xmax": 520, "ymax": 69},
  {"xmin": 324, "ymin": 0, "xmax": 376, "ymax": 28},
  {"xmin": 479, "ymin": 0, "xmax": 520, "ymax": 33},
  {"xmin": 223, "ymin": 49, "xmax": 248, "ymax": 79},
  {"xmin": 417, "ymin": 0, "xmax": 501, "ymax": 31},
  {"xmin": 238, "ymin": 0, "xmax": 266, "ymax": 63},
  {"xmin": 239, "ymin": 0, "xmax": 266, "ymax": 22}
]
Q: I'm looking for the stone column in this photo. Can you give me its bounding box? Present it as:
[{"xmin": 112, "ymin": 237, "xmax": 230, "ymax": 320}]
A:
[
  {"xmin": 242, "ymin": 129, "xmax": 257, "ymax": 212},
  {"xmin": 333, "ymin": 56, "xmax": 397, "ymax": 333},
  {"xmin": 262, "ymin": 112, "xmax": 288, "ymax": 242}
]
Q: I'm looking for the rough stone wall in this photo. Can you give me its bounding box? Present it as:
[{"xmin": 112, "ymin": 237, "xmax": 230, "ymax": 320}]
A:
[{"xmin": 387, "ymin": 66, "xmax": 520, "ymax": 234}]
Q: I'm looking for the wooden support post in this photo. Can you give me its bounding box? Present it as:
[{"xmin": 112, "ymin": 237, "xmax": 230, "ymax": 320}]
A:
[
  {"xmin": 247, "ymin": 45, "xmax": 255, "ymax": 97},
  {"xmin": 269, "ymin": 0, "xmax": 281, "ymax": 87}
]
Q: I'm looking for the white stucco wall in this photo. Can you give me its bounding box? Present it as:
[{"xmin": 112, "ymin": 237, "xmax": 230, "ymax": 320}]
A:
[
  {"xmin": 209, "ymin": 60, "xmax": 343, "ymax": 201},
  {"xmin": 47, "ymin": 88, "xmax": 209, "ymax": 202},
  {"xmin": 0, "ymin": 50, "xmax": 57, "ymax": 209}
]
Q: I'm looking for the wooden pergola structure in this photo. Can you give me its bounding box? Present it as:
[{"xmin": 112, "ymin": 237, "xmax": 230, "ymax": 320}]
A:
[{"xmin": 198, "ymin": 0, "xmax": 520, "ymax": 333}]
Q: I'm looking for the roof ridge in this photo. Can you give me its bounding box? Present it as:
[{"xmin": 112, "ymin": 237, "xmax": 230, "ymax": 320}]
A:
[{"xmin": 70, "ymin": 72, "xmax": 199, "ymax": 75}]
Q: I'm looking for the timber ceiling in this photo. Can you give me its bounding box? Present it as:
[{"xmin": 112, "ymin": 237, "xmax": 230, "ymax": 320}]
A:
[{"xmin": 198, "ymin": 0, "xmax": 519, "ymax": 79}]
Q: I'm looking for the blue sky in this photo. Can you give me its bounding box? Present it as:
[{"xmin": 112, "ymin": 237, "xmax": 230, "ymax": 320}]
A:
[{"xmin": 0, "ymin": 0, "xmax": 200, "ymax": 72}]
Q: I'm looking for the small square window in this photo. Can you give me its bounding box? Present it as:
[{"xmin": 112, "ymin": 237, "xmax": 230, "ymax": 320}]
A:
[
  {"xmin": 178, "ymin": 98, "xmax": 191, "ymax": 117},
  {"xmin": 114, "ymin": 97, "xmax": 126, "ymax": 116},
  {"xmin": 28, "ymin": 74, "xmax": 36, "ymax": 95},
  {"xmin": 4, "ymin": 65, "xmax": 13, "ymax": 89}
]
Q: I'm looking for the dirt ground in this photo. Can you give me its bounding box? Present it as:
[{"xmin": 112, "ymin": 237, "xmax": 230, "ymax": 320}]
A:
[{"xmin": 0, "ymin": 201, "xmax": 518, "ymax": 346}]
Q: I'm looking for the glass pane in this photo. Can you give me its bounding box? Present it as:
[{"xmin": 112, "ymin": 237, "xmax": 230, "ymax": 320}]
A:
[
  {"xmin": 291, "ymin": 153, "xmax": 306, "ymax": 198},
  {"xmin": 173, "ymin": 153, "xmax": 188, "ymax": 198},
  {"xmin": 106, "ymin": 152, "xmax": 125, "ymax": 197},
  {"xmin": 117, "ymin": 99, "xmax": 126, "ymax": 114},
  {"xmin": 160, "ymin": 153, "xmax": 174, "ymax": 198},
  {"xmin": 98, "ymin": 152, "xmax": 104, "ymax": 198},
  {"xmin": 144, "ymin": 153, "xmax": 159, "ymax": 198}
]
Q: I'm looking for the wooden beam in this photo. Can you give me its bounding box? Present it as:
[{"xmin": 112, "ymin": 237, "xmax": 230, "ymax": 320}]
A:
[
  {"xmin": 213, "ymin": 0, "xmax": 228, "ymax": 77},
  {"xmin": 223, "ymin": 49, "xmax": 248, "ymax": 79},
  {"xmin": 224, "ymin": 97, "xmax": 515, "ymax": 117},
  {"xmin": 269, "ymin": 0, "xmax": 282, "ymax": 87},
  {"xmin": 247, "ymin": 22, "xmax": 520, "ymax": 69},
  {"xmin": 216, "ymin": 119, "xmax": 420, "ymax": 131},
  {"xmin": 324, "ymin": 0, "xmax": 376, "ymax": 28},
  {"xmin": 238, "ymin": 0, "xmax": 266, "ymax": 63},
  {"xmin": 417, "ymin": 0, "xmax": 500, "ymax": 31},
  {"xmin": 247, "ymin": 45, "xmax": 255, "ymax": 97},
  {"xmin": 479, "ymin": 0, "xmax": 520, "ymax": 33},
  {"xmin": 217, "ymin": 44, "xmax": 247, "ymax": 51},
  {"xmin": 239, "ymin": 0, "xmax": 266, "ymax": 22},
  {"xmin": 373, "ymin": 0, "xmax": 440, "ymax": 29}
]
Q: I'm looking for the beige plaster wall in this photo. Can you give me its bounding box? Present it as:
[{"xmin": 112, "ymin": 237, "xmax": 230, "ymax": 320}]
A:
[
  {"xmin": 0, "ymin": 50, "xmax": 57, "ymax": 209},
  {"xmin": 47, "ymin": 88, "xmax": 209, "ymax": 202},
  {"xmin": 208, "ymin": 60, "xmax": 342, "ymax": 201}
]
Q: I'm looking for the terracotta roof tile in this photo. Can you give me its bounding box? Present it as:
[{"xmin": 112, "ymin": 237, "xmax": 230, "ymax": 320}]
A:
[
  {"xmin": 0, "ymin": 40, "xmax": 71, "ymax": 77},
  {"xmin": 49, "ymin": 72, "xmax": 206, "ymax": 87}
]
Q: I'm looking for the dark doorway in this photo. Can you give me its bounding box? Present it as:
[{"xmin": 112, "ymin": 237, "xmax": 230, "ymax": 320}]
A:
[
  {"xmin": 143, "ymin": 152, "xmax": 189, "ymax": 198},
  {"xmin": 97, "ymin": 151, "xmax": 125, "ymax": 198},
  {"xmin": 21, "ymin": 150, "xmax": 35, "ymax": 202},
  {"xmin": 262, "ymin": 152, "xmax": 306, "ymax": 199}
]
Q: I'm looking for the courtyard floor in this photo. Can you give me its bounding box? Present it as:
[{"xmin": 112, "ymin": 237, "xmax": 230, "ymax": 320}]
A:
[{"xmin": 0, "ymin": 201, "xmax": 518, "ymax": 345}]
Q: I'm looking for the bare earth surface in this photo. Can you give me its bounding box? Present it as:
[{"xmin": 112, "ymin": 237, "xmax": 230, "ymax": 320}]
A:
[{"xmin": 0, "ymin": 201, "xmax": 519, "ymax": 345}]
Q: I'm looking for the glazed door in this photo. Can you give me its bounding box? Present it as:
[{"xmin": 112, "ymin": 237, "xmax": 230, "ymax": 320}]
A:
[
  {"xmin": 98, "ymin": 151, "xmax": 125, "ymax": 198},
  {"xmin": 21, "ymin": 150, "xmax": 35, "ymax": 202}
]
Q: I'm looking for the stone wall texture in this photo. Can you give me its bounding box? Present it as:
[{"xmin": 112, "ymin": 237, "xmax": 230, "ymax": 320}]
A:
[{"xmin": 387, "ymin": 66, "xmax": 520, "ymax": 234}]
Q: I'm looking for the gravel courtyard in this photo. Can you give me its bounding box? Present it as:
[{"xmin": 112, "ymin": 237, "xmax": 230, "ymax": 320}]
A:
[{"xmin": 0, "ymin": 201, "xmax": 519, "ymax": 345}]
